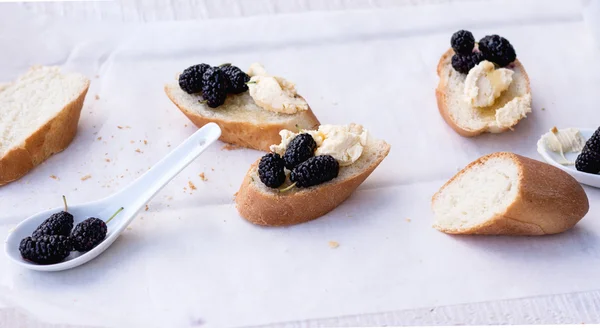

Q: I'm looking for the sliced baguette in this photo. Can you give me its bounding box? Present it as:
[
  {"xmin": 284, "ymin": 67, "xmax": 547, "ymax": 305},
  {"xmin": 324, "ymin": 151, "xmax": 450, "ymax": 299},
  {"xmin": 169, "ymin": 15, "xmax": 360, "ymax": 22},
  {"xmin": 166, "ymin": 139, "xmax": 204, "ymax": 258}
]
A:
[
  {"xmin": 235, "ymin": 137, "xmax": 391, "ymax": 226},
  {"xmin": 436, "ymin": 48, "xmax": 532, "ymax": 137},
  {"xmin": 165, "ymin": 83, "xmax": 320, "ymax": 152},
  {"xmin": 432, "ymin": 152, "xmax": 589, "ymax": 235},
  {"xmin": 0, "ymin": 66, "xmax": 90, "ymax": 186}
]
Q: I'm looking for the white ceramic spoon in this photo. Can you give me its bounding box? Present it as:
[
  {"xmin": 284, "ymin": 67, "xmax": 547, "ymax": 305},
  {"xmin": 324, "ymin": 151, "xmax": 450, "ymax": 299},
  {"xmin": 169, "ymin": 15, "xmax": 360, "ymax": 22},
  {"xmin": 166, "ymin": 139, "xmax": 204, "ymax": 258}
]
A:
[
  {"xmin": 537, "ymin": 127, "xmax": 600, "ymax": 188},
  {"xmin": 4, "ymin": 123, "xmax": 221, "ymax": 271}
]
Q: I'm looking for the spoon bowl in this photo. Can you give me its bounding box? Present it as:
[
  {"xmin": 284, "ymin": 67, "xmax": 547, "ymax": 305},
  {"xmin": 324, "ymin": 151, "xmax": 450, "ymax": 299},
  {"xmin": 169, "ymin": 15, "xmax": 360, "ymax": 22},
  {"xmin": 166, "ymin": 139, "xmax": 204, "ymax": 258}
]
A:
[
  {"xmin": 4, "ymin": 123, "xmax": 221, "ymax": 271},
  {"xmin": 537, "ymin": 127, "xmax": 600, "ymax": 188}
]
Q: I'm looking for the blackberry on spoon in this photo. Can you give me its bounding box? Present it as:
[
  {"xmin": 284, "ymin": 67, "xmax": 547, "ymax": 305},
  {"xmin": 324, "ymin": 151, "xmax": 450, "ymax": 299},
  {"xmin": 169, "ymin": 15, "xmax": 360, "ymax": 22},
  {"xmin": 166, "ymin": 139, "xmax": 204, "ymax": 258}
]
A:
[
  {"xmin": 32, "ymin": 195, "xmax": 74, "ymax": 238},
  {"xmin": 19, "ymin": 235, "xmax": 72, "ymax": 265},
  {"xmin": 71, "ymin": 207, "xmax": 124, "ymax": 252}
]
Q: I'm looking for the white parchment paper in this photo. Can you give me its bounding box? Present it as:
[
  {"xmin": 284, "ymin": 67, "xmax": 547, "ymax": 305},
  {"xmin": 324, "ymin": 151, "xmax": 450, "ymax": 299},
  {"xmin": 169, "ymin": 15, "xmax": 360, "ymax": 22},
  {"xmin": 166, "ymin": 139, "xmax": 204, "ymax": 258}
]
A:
[{"xmin": 1, "ymin": 1, "xmax": 600, "ymax": 327}]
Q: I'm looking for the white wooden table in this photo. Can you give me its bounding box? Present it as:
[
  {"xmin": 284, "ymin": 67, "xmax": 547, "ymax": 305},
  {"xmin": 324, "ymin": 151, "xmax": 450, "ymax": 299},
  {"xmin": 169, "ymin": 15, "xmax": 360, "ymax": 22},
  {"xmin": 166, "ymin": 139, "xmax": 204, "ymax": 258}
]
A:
[{"xmin": 1, "ymin": 1, "xmax": 599, "ymax": 327}]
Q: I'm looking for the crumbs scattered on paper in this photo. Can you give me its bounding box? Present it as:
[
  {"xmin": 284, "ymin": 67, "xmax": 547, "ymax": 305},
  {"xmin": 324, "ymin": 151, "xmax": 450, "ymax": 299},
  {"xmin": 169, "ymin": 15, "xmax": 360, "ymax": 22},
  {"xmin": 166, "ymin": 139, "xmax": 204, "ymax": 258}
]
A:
[
  {"xmin": 405, "ymin": 218, "xmax": 411, "ymax": 223},
  {"xmin": 95, "ymin": 94, "xmax": 100, "ymax": 100},
  {"xmin": 81, "ymin": 175, "xmax": 92, "ymax": 181},
  {"xmin": 199, "ymin": 173, "xmax": 207, "ymax": 181},
  {"xmin": 118, "ymin": 126, "xmax": 123, "ymax": 129},
  {"xmin": 144, "ymin": 140, "xmax": 148, "ymax": 145},
  {"xmin": 105, "ymin": 159, "xmax": 111, "ymax": 162},
  {"xmin": 328, "ymin": 241, "xmax": 340, "ymax": 249},
  {"xmin": 97, "ymin": 136, "xmax": 102, "ymax": 141},
  {"xmin": 135, "ymin": 149, "xmax": 143, "ymax": 153},
  {"xmin": 145, "ymin": 205, "xmax": 149, "ymax": 211},
  {"xmin": 188, "ymin": 181, "xmax": 197, "ymax": 190},
  {"xmin": 221, "ymin": 143, "xmax": 242, "ymax": 151},
  {"xmin": 49, "ymin": 175, "xmax": 58, "ymax": 180}
]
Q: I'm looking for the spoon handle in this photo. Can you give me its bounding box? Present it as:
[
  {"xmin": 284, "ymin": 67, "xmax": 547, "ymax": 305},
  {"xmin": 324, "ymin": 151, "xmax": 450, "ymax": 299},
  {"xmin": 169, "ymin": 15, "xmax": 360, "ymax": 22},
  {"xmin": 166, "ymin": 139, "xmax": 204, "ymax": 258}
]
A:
[{"xmin": 110, "ymin": 123, "xmax": 221, "ymax": 218}]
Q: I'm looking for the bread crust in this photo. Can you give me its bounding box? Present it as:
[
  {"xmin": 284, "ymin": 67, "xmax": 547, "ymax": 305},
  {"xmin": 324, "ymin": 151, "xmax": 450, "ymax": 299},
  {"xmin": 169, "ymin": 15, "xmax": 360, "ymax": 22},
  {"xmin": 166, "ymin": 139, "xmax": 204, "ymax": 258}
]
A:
[
  {"xmin": 236, "ymin": 142, "xmax": 391, "ymax": 226},
  {"xmin": 432, "ymin": 152, "xmax": 589, "ymax": 235},
  {"xmin": 165, "ymin": 86, "xmax": 320, "ymax": 152},
  {"xmin": 0, "ymin": 82, "xmax": 89, "ymax": 186},
  {"xmin": 435, "ymin": 48, "xmax": 531, "ymax": 137}
]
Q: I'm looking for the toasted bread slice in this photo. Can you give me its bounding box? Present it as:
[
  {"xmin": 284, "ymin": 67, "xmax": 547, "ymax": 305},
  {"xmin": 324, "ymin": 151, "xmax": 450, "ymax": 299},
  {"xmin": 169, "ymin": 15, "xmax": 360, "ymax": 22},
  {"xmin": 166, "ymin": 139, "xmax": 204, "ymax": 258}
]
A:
[
  {"xmin": 436, "ymin": 48, "xmax": 532, "ymax": 137},
  {"xmin": 0, "ymin": 66, "xmax": 90, "ymax": 186},
  {"xmin": 432, "ymin": 152, "xmax": 589, "ymax": 235},
  {"xmin": 165, "ymin": 83, "xmax": 320, "ymax": 152},
  {"xmin": 235, "ymin": 137, "xmax": 391, "ymax": 226}
]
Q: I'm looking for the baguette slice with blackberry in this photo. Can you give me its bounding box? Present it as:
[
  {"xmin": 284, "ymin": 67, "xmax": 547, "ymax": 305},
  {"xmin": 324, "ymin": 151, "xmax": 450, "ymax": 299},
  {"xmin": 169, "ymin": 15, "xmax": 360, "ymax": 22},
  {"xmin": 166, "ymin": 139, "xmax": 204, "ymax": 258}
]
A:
[
  {"xmin": 236, "ymin": 133, "xmax": 390, "ymax": 226},
  {"xmin": 0, "ymin": 66, "xmax": 90, "ymax": 185},
  {"xmin": 165, "ymin": 64, "xmax": 320, "ymax": 152},
  {"xmin": 432, "ymin": 152, "xmax": 589, "ymax": 235}
]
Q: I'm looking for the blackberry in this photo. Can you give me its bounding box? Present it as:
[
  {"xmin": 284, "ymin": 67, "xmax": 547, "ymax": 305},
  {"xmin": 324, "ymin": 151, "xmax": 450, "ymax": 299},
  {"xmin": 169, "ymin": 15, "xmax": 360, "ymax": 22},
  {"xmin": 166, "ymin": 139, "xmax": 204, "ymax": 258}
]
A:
[
  {"xmin": 290, "ymin": 155, "xmax": 339, "ymax": 188},
  {"xmin": 19, "ymin": 235, "xmax": 72, "ymax": 264},
  {"xmin": 583, "ymin": 127, "xmax": 600, "ymax": 153},
  {"xmin": 258, "ymin": 153, "xmax": 286, "ymax": 188},
  {"xmin": 451, "ymin": 30, "xmax": 475, "ymax": 55},
  {"xmin": 576, "ymin": 150, "xmax": 600, "ymax": 174},
  {"xmin": 201, "ymin": 67, "xmax": 229, "ymax": 108},
  {"xmin": 221, "ymin": 65, "xmax": 250, "ymax": 94},
  {"xmin": 179, "ymin": 64, "xmax": 210, "ymax": 94},
  {"xmin": 32, "ymin": 195, "xmax": 73, "ymax": 238},
  {"xmin": 451, "ymin": 52, "xmax": 484, "ymax": 74},
  {"xmin": 71, "ymin": 207, "xmax": 123, "ymax": 252},
  {"xmin": 283, "ymin": 134, "xmax": 317, "ymax": 170},
  {"xmin": 478, "ymin": 35, "xmax": 516, "ymax": 67}
]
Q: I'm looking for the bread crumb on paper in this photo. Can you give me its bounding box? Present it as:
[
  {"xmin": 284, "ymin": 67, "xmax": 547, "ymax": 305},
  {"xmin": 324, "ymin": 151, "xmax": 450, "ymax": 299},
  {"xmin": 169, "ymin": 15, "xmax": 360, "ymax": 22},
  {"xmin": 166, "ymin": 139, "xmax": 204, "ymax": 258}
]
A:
[
  {"xmin": 405, "ymin": 218, "xmax": 411, "ymax": 223},
  {"xmin": 81, "ymin": 175, "xmax": 92, "ymax": 181},
  {"xmin": 49, "ymin": 175, "xmax": 58, "ymax": 180},
  {"xmin": 221, "ymin": 143, "xmax": 242, "ymax": 151},
  {"xmin": 144, "ymin": 140, "xmax": 148, "ymax": 145},
  {"xmin": 188, "ymin": 181, "xmax": 197, "ymax": 190},
  {"xmin": 105, "ymin": 159, "xmax": 111, "ymax": 162},
  {"xmin": 95, "ymin": 94, "xmax": 100, "ymax": 100},
  {"xmin": 199, "ymin": 173, "xmax": 207, "ymax": 181},
  {"xmin": 135, "ymin": 149, "xmax": 142, "ymax": 153},
  {"xmin": 328, "ymin": 241, "xmax": 340, "ymax": 249},
  {"xmin": 117, "ymin": 126, "xmax": 123, "ymax": 129},
  {"xmin": 145, "ymin": 205, "xmax": 149, "ymax": 211}
]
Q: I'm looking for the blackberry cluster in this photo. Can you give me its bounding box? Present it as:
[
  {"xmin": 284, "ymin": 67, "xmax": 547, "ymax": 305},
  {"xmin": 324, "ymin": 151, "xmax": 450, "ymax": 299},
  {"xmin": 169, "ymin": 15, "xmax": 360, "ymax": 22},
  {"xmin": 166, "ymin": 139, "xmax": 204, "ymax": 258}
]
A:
[
  {"xmin": 18, "ymin": 196, "xmax": 124, "ymax": 265},
  {"xmin": 451, "ymin": 30, "xmax": 475, "ymax": 55},
  {"xmin": 71, "ymin": 218, "xmax": 108, "ymax": 252},
  {"xmin": 258, "ymin": 153, "xmax": 287, "ymax": 188},
  {"xmin": 449, "ymin": 30, "xmax": 517, "ymax": 73},
  {"xmin": 451, "ymin": 52, "xmax": 484, "ymax": 74},
  {"xmin": 478, "ymin": 35, "xmax": 517, "ymax": 68},
  {"xmin": 202, "ymin": 67, "xmax": 229, "ymax": 108},
  {"xmin": 19, "ymin": 235, "xmax": 72, "ymax": 265},
  {"xmin": 576, "ymin": 127, "xmax": 600, "ymax": 174},
  {"xmin": 178, "ymin": 64, "xmax": 210, "ymax": 94},
  {"xmin": 283, "ymin": 134, "xmax": 317, "ymax": 170},
  {"xmin": 221, "ymin": 65, "xmax": 250, "ymax": 94},
  {"xmin": 290, "ymin": 155, "xmax": 339, "ymax": 188},
  {"xmin": 178, "ymin": 63, "xmax": 251, "ymax": 108},
  {"xmin": 32, "ymin": 211, "xmax": 73, "ymax": 238}
]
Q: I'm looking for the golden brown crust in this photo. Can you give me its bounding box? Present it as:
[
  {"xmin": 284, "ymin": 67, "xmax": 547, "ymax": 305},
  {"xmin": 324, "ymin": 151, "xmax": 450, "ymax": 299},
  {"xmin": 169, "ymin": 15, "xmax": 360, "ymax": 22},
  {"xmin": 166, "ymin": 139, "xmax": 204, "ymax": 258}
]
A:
[
  {"xmin": 435, "ymin": 48, "xmax": 531, "ymax": 137},
  {"xmin": 235, "ymin": 142, "xmax": 391, "ymax": 226},
  {"xmin": 432, "ymin": 152, "xmax": 589, "ymax": 235},
  {"xmin": 165, "ymin": 86, "xmax": 320, "ymax": 152},
  {"xmin": 0, "ymin": 82, "xmax": 89, "ymax": 186}
]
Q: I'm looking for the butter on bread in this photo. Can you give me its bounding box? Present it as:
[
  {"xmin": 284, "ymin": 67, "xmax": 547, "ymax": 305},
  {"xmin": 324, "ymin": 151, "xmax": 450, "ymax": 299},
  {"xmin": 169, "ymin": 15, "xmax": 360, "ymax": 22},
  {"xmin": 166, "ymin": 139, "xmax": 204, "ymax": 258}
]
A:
[
  {"xmin": 235, "ymin": 132, "xmax": 390, "ymax": 226},
  {"xmin": 436, "ymin": 48, "xmax": 532, "ymax": 137}
]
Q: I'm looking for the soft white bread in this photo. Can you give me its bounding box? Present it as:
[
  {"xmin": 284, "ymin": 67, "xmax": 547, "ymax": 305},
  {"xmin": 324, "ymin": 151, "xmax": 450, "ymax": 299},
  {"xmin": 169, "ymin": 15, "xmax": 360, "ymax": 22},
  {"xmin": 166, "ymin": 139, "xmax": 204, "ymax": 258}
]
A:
[
  {"xmin": 432, "ymin": 152, "xmax": 589, "ymax": 235},
  {"xmin": 165, "ymin": 83, "xmax": 320, "ymax": 152},
  {"xmin": 0, "ymin": 66, "xmax": 90, "ymax": 186},
  {"xmin": 235, "ymin": 137, "xmax": 391, "ymax": 226},
  {"xmin": 436, "ymin": 49, "xmax": 531, "ymax": 137}
]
